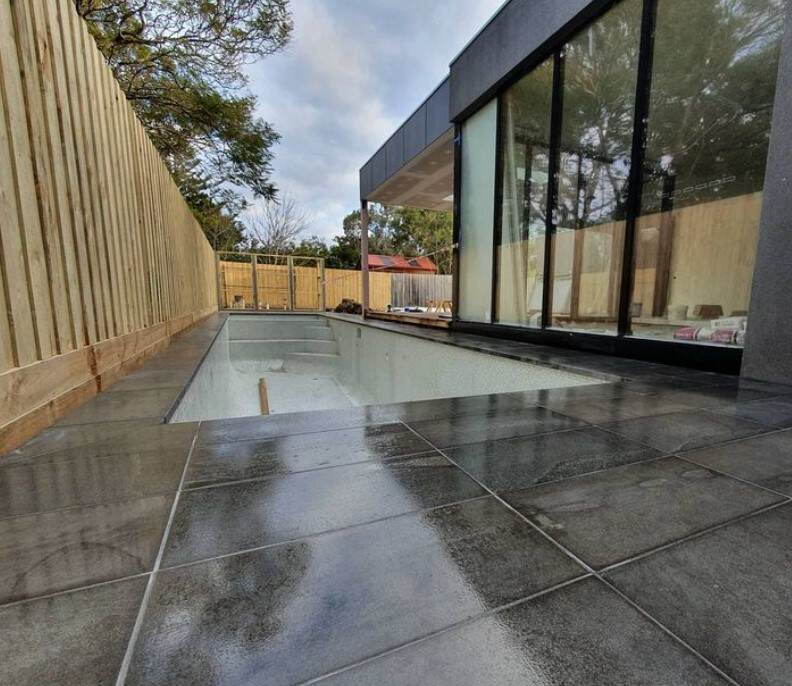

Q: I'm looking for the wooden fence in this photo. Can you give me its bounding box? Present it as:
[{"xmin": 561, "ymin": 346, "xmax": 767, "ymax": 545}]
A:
[
  {"xmin": 218, "ymin": 259, "xmax": 450, "ymax": 312},
  {"xmin": 0, "ymin": 0, "xmax": 217, "ymax": 452}
]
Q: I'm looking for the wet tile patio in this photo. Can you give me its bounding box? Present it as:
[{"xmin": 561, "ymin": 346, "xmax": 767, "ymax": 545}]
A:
[{"xmin": 2, "ymin": 312, "xmax": 792, "ymax": 685}]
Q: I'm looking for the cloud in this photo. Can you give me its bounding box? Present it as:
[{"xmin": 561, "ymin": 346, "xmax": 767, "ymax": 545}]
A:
[{"xmin": 245, "ymin": 0, "xmax": 504, "ymax": 240}]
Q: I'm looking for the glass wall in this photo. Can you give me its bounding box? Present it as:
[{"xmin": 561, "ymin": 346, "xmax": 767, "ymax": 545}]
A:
[
  {"xmin": 550, "ymin": 0, "xmax": 642, "ymax": 333},
  {"xmin": 628, "ymin": 0, "xmax": 785, "ymax": 347},
  {"xmin": 457, "ymin": 0, "xmax": 785, "ymax": 352},
  {"xmin": 458, "ymin": 100, "xmax": 498, "ymax": 323},
  {"xmin": 495, "ymin": 58, "xmax": 554, "ymax": 327}
]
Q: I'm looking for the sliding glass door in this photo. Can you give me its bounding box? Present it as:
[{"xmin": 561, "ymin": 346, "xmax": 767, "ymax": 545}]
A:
[
  {"xmin": 549, "ymin": 0, "xmax": 642, "ymax": 334},
  {"xmin": 463, "ymin": 0, "xmax": 786, "ymax": 353}
]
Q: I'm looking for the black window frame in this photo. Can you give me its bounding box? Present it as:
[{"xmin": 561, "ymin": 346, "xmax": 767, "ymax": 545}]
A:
[{"xmin": 454, "ymin": 0, "xmax": 763, "ymax": 374}]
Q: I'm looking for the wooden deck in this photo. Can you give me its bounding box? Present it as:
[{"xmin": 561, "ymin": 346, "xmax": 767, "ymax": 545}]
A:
[{"xmin": 367, "ymin": 311, "xmax": 450, "ymax": 329}]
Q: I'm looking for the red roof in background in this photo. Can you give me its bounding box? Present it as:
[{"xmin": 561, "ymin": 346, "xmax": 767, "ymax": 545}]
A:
[{"xmin": 368, "ymin": 254, "xmax": 438, "ymax": 273}]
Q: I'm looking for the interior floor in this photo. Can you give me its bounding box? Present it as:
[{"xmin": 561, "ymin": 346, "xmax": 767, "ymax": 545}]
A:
[{"xmin": 2, "ymin": 313, "xmax": 792, "ymax": 685}]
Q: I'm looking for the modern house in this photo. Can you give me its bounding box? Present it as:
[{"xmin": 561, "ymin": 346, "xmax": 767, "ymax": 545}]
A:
[{"xmin": 360, "ymin": 0, "xmax": 792, "ymax": 381}]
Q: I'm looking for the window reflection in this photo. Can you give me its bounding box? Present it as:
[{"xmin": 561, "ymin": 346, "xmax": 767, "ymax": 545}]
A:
[
  {"xmin": 629, "ymin": 0, "xmax": 785, "ymax": 347},
  {"xmin": 495, "ymin": 58, "xmax": 554, "ymax": 327},
  {"xmin": 550, "ymin": 0, "xmax": 643, "ymax": 333}
]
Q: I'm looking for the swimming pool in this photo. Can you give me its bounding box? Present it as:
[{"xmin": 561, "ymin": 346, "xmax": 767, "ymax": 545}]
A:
[{"xmin": 169, "ymin": 314, "xmax": 601, "ymax": 422}]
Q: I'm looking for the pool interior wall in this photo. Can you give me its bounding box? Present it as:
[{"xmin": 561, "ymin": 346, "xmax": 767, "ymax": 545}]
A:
[{"xmin": 169, "ymin": 315, "xmax": 601, "ymax": 423}]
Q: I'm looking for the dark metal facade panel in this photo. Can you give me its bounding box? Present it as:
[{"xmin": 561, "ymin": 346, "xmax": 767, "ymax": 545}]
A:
[
  {"xmin": 359, "ymin": 163, "xmax": 373, "ymax": 200},
  {"xmin": 403, "ymin": 105, "xmax": 427, "ymax": 161},
  {"xmin": 370, "ymin": 148, "xmax": 388, "ymax": 193},
  {"xmin": 360, "ymin": 77, "xmax": 452, "ymax": 199},
  {"xmin": 449, "ymin": 0, "xmax": 605, "ymax": 120},
  {"xmin": 426, "ymin": 78, "xmax": 451, "ymax": 142},
  {"xmin": 742, "ymin": 0, "xmax": 792, "ymax": 383},
  {"xmin": 385, "ymin": 130, "xmax": 404, "ymax": 177}
]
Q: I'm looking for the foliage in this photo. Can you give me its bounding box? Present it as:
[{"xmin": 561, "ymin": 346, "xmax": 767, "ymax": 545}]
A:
[
  {"xmin": 75, "ymin": 0, "xmax": 293, "ymax": 244},
  {"xmin": 236, "ymin": 204, "xmax": 453, "ymax": 273}
]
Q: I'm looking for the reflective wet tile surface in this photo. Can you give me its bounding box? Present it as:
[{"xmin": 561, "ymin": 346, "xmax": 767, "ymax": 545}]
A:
[
  {"xmin": 602, "ymin": 410, "xmax": 765, "ymax": 453},
  {"xmin": 317, "ymin": 578, "xmax": 728, "ymax": 686},
  {"xmin": 682, "ymin": 428, "xmax": 792, "ymax": 495},
  {"xmin": 0, "ymin": 447, "xmax": 188, "ymax": 518},
  {"xmin": 165, "ymin": 453, "xmax": 486, "ymax": 566},
  {"xmin": 0, "ymin": 494, "xmax": 172, "ymax": 604},
  {"xmin": 505, "ymin": 457, "xmax": 782, "ymax": 568},
  {"xmin": 56, "ymin": 388, "xmax": 181, "ymax": 425},
  {"xmin": 197, "ymin": 405, "xmax": 401, "ymax": 445},
  {"xmin": 0, "ymin": 577, "xmax": 147, "ymax": 686},
  {"xmin": 3, "ymin": 314, "xmax": 789, "ymax": 685},
  {"xmin": 128, "ymin": 498, "xmax": 584, "ymax": 686},
  {"xmin": 3, "ymin": 420, "xmax": 197, "ymax": 463},
  {"xmin": 186, "ymin": 423, "xmax": 434, "ymax": 488},
  {"xmin": 608, "ymin": 504, "xmax": 792, "ymax": 686},
  {"xmin": 446, "ymin": 427, "xmax": 662, "ymax": 492},
  {"xmin": 712, "ymin": 397, "xmax": 792, "ymax": 428},
  {"xmin": 539, "ymin": 392, "xmax": 695, "ymax": 424},
  {"xmin": 406, "ymin": 407, "xmax": 583, "ymax": 449}
]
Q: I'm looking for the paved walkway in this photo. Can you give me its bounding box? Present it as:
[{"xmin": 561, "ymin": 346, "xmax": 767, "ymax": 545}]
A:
[{"xmin": 2, "ymin": 313, "xmax": 792, "ymax": 685}]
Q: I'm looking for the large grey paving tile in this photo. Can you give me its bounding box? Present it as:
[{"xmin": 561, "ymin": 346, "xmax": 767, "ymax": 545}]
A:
[
  {"xmin": 712, "ymin": 397, "xmax": 792, "ymax": 428},
  {"xmin": 682, "ymin": 429, "xmax": 792, "ymax": 495},
  {"xmin": 382, "ymin": 391, "xmax": 544, "ymax": 424},
  {"xmin": 540, "ymin": 393, "xmax": 695, "ymax": 424},
  {"xmin": 164, "ymin": 453, "xmax": 486, "ymax": 566},
  {"xmin": 317, "ymin": 577, "xmax": 727, "ymax": 686},
  {"xmin": 0, "ymin": 494, "xmax": 172, "ymax": 604},
  {"xmin": 3, "ymin": 419, "xmax": 197, "ymax": 463},
  {"xmin": 105, "ymin": 368, "xmax": 193, "ymax": 393},
  {"xmin": 129, "ymin": 497, "xmax": 584, "ymax": 686},
  {"xmin": 406, "ymin": 407, "xmax": 583, "ymax": 449},
  {"xmin": 446, "ymin": 427, "xmax": 662, "ymax": 492},
  {"xmin": 505, "ymin": 456, "xmax": 782, "ymax": 568},
  {"xmin": 197, "ymin": 405, "xmax": 401, "ymax": 445},
  {"xmin": 607, "ymin": 504, "xmax": 792, "ymax": 686},
  {"xmin": 657, "ymin": 385, "xmax": 779, "ymax": 409},
  {"xmin": 57, "ymin": 388, "xmax": 180, "ymax": 425},
  {"xmin": 0, "ymin": 576, "xmax": 147, "ymax": 686},
  {"xmin": 0, "ymin": 446, "xmax": 188, "ymax": 518},
  {"xmin": 601, "ymin": 410, "xmax": 766, "ymax": 453},
  {"xmin": 186, "ymin": 423, "xmax": 433, "ymax": 488}
]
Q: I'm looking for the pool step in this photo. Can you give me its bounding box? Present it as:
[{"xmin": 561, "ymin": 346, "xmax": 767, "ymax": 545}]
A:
[
  {"xmin": 228, "ymin": 318, "xmax": 332, "ymax": 342},
  {"xmin": 230, "ymin": 339, "xmax": 339, "ymax": 358}
]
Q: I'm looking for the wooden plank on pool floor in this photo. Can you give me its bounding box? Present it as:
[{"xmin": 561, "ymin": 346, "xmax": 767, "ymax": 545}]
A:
[{"xmin": 259, "ymin": 378, "xmax": 270, "ymax": 415}]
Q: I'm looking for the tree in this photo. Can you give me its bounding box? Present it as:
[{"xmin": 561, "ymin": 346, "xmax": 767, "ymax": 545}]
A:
[
  {"xmin": 335, "ymin": 205, "xmax": 453, "ymax": 274},
  {"xmin": 246, "ymin": 196, "xmax": 312, "ymax": 258},
  {"xmin": 75, "ymin": 0, "xmax": 293, "ymax": 244}
]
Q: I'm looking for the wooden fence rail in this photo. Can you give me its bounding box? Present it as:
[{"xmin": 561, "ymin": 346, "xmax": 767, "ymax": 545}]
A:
[{"xmin": 0, "ymin": 0, "xmax": 217, "ymax": 452}]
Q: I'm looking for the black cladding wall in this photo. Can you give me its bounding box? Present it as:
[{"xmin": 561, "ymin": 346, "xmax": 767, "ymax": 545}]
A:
[
  {"xmin": 742, "ymin": 0, "xmax": 792, "ymax": 383},
  {"xmin": 449, "ymin": 0, "xmax": 610, "ymax": 120}
]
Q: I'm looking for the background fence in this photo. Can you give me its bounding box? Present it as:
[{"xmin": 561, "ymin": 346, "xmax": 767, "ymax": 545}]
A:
[
  {"xmin": 217, "ymin": 259, "xmax": 449, "ymax": 312},
  {"xmin": 0, "ymin": 0, "xmax": 217, "ymax": 452}
]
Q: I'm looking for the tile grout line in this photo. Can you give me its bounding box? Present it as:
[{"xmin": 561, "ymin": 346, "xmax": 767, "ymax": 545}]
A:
[
  {"xmin": 599, "ymin": 499, "xmax": 791, "ymax": 576},
  {"xmin": 400, "ymin": 420, "xmax": 746, "ymax": 686},
  {"xmin": 114, "ymin": 421, "xmax": 202, "ymax": 686},
  {"xmin": 676, "ymin": 454, "xmax": 792, "ymax": 502},
  {"xmin": 159, "ymin": 492, "xmax": 493, "ymax": 574},
  {"xmin": 0, "ymin": 571, "xmax": 151, "ymax": 612},
  {"xmin": 299, "ymin": 574, "xmax": 593, "ymax": 686},
  {"xmin": 183, "ymin": 449, "xmax": 440, "ymax": 493}
]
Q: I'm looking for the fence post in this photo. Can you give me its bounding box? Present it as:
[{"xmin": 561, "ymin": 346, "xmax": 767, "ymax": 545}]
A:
[
  {"xmin": 318, "ymin": 258, "xmax": 326, "ymax": 312},
  {"xmin": 215, "ymin": 252, "xmax": 223, "ymax": 309},
  {"xmin": 287, "ymin": 256, "xmax": 295, "ymax": 311},
  {"xmin": 251, "ymin": 254, "xmax": 259, "ymax": 311}
]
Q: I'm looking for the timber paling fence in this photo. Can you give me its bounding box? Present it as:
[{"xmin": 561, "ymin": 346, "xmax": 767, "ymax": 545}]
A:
[
  {"xmin": 0, "ymin": 0, "xmax": 217, "ymax": 452},
  {"xmin": 216, "ymin": 257, "xmax": 451, "ymax": 312}
]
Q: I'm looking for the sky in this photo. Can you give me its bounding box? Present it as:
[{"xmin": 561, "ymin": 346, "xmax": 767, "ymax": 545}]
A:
[{"xmin": 244, "ymin": 0, "xmax": 504, "ymax": 241}]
